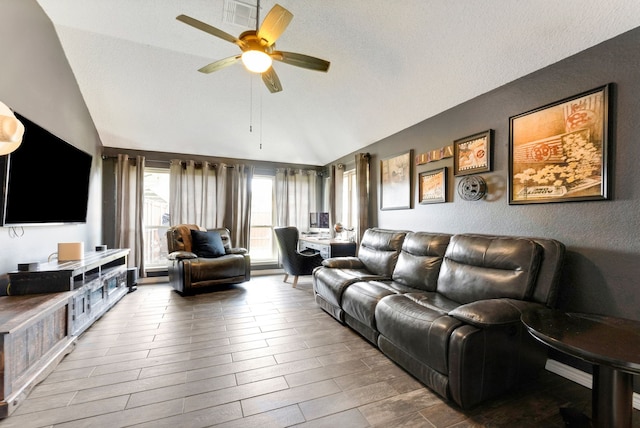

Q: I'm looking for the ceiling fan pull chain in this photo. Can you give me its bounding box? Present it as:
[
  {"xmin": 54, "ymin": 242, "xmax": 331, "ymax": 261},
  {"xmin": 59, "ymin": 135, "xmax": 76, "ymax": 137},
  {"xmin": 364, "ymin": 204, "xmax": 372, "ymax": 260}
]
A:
[
  {"xmin": 249, "ymin": 74, "xmax": 254, "ymax": 133},
  {"xmin": 256, "ymin": 0, "xmax": 260, "ymax": 32},
  {"xmin": 259, "ymin": 89, "xmax": 263, "ymax": 150}
]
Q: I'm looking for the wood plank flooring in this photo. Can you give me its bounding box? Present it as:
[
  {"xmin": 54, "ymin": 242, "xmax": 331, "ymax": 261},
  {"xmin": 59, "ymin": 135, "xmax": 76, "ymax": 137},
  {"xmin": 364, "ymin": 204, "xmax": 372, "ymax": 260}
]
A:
[{"xmin": 0, "ymin": 274, "xmax": 637, "ymax": 427}]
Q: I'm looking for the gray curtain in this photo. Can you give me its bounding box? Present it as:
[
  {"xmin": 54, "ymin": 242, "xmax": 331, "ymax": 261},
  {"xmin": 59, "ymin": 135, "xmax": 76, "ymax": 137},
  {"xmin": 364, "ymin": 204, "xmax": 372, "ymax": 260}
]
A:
[
  {"xmin": 329, "ymin": 163, "xmax": 344, "ymax": 238},
  {"xmin": 275, "ymin": 168, "xmax": 320, "ymax": 229},
  {"xmin": 355, "ymin": 153, "xmax": 371, "ymax": 244},
  {"xmin": 169, "ymin": 160, "xmax": 225, "ymax": 229},
  {"xmin": 115, "ymin": 154, "xmax": 145, "ymax": 276},
  {"xmin": 328, "ymin": 165, "xmax": 336, "ymax": 236},
  {"xmin": 228, "ymin": 164, "xmax": 254, "ymax": 248},
  {"xmin": 168, "ymin": 159, "xmax": 252, "ymax": 248}
]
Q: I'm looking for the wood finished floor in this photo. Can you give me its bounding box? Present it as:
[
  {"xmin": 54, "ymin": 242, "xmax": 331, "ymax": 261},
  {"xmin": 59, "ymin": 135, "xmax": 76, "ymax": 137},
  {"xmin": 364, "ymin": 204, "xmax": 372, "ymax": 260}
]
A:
[{"xmin": 1, "ymin": 274, "xmax": 638, "ymax": 428}]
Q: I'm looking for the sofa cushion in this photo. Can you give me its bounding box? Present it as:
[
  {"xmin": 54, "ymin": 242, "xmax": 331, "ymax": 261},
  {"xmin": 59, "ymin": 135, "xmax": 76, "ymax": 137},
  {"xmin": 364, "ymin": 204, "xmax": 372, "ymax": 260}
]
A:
[
  {"xmin": 191, "ymin": 229, "xmax": 226, "ymax": 258},
  {"xmin": 357, "ymin": 228, "xmax": 408, "ymax": 276},
  {"xmin": 312, "ymin": 266, "xmax": 386, "ymax": 309},
  {"xmin": 341, "ymin": 280, "xmax": 418, "ymax": 330},
  {"xmin": 375, "ymin": 293, "xmax": 463, "ymax": 375},
  {"xmin": 402, "ymin": 292, "xmax": 461, "ymax": 314},
  {"xmin": 188, "ymin": 255, "xmax": 247, "ymax": 283},
  {"xmin": 392, "ymin": 232, "xmax": 451, "ymax": 291},
  {"xmin": 436, "ymin": 234, "xmax": 542, "ymax": 304}
]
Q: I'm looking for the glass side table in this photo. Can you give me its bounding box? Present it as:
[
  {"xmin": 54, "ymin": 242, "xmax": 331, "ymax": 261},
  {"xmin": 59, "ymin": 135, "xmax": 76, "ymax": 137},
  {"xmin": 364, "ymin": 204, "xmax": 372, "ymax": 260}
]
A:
[{"xmin": 522, "ymin": 309, "xmax": 640, "ymax": 428}]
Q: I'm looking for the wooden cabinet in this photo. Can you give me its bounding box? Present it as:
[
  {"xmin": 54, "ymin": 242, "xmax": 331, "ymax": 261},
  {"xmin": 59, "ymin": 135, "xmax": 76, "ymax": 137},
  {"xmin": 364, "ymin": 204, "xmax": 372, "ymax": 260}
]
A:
[
  {"xmin": 6, "ymin": 249, "xmax": 129, "ymax": 296},
  {"xmin": 298, "ymin": 237, "xmax": 357, "ymax": 259},
  {"xmin": 0, "ymin": 249, "xmax": 130, "ymax": 418}
]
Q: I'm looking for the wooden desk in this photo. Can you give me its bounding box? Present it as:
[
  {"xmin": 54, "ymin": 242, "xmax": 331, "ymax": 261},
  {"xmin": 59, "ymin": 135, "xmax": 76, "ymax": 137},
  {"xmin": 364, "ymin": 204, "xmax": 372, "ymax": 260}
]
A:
[
  {"xmin": 298, "ymin": 237, "xmax": 357, "ymax": 259},
  {"xmin": 522, "ymin": 309, "xmax": 640, "ymax": 428}
]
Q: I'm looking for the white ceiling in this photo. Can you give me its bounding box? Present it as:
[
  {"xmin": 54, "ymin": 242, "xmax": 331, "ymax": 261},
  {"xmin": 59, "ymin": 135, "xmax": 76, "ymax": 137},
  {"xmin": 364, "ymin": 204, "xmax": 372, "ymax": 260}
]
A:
[{"xmin": 36, "ymin": 0, "xmax": 640, "ymax": 166}]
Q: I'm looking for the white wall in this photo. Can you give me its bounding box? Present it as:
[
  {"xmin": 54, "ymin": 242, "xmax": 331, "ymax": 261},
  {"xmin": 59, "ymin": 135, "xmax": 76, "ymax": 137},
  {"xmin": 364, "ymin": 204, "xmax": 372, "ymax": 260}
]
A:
[{"xmin": 0, "ymin": 0, "xmax": 103, "ymax": 275}]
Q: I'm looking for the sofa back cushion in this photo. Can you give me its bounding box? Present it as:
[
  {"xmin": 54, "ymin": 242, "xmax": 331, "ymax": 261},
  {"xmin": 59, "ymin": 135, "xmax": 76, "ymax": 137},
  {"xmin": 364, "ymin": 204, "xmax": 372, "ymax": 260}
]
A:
[
  {"xmin": 357, "ymin": 228, "xmax": 408, "ymax": 276},
  {"xmin": 392, "ymin": 232, "xmax": 451, "ymax": 291},
  {"xmin": 209, "ymin": 227, "xmax": 233, "ymax": 250},
  {"xmin": 528, "ymin": 237, "xmax": 565, "ymax": 306},
  {"xmin": 191, "ymin": 229, "xmax": 226, "ymax": 258},
  {"xmin": 167, "ymin": 225, "xmax": 233, "ymax": 254},
  {"xmin": 167, "ymin": 224, "xmax": 202, "ymax": 253},
  {"xmin": 437, "ymin": 234, "xmax": 542, "ymax": 304}
]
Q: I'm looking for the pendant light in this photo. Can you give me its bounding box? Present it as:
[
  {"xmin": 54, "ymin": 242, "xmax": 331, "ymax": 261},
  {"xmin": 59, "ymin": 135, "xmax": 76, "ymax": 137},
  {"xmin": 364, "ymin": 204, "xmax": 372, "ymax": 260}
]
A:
[{"xmin": 0, "ymin": 101, "xmax": 24, "ymax": 155}]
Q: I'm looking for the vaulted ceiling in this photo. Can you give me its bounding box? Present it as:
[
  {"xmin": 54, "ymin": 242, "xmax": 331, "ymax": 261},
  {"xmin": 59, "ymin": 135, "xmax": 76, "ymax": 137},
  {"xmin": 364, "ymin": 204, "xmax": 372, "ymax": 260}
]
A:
[{"xmin": 37, "ymin": 0, "xmax": 640, "ymax": 166}]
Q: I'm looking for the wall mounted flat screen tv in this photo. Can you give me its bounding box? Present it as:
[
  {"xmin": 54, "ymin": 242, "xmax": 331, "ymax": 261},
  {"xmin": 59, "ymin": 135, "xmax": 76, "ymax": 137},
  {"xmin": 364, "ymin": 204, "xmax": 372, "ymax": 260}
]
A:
[{"xmin": 0, "ymin": 112, "xmax": 93, "ymax": 226}]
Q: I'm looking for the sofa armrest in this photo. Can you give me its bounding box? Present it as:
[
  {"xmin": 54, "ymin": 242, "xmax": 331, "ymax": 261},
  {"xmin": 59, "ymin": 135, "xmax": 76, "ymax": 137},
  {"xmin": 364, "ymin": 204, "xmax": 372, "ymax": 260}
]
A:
[
  {"xmin": 168, "ymin": 251, "xmax": 198, "ymax": 261},
  {"xmin": 226, "ymin": 247, "xmax": 248, "ymax": 255},
  {"xmin": 448, "ymin": 299, "xmax": 545, "ymax": 328},
  {"xmin": 321, "ymin": 256, "xmax": 365, "ymax": 269}
]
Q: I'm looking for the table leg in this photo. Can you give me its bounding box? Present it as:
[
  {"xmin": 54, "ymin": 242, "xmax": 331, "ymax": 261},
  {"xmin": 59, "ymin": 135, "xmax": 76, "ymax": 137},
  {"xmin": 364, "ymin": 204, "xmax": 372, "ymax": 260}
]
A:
[{"xmin": 592, "ymin": 365, "xmax": 633, "ymax": 428}]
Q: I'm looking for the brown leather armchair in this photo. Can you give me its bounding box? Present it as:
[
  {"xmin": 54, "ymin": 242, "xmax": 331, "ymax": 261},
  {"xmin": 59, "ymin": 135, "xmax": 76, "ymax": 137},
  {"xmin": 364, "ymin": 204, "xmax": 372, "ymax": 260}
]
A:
[{"xmin": 167, "ymin": 224, "xmax": 250, "ymax": 294}]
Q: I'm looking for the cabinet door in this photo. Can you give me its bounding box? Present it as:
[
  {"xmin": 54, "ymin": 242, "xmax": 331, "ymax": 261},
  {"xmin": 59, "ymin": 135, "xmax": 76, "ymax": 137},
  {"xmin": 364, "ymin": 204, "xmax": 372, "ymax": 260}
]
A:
[{"xmin": 72, "ymin": 290, "xmax": 90, "ymax": 335}]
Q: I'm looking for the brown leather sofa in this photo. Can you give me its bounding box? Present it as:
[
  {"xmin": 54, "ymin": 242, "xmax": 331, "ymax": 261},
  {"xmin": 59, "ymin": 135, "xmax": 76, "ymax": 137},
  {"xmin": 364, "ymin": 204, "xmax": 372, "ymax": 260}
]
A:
[
  {"xmin": 312, "ymin": 228, "xmax": 565, "ymax": 409},
  {"xmin": 167, "ymin": 224, "xmax": 250, "ymax": 294}
]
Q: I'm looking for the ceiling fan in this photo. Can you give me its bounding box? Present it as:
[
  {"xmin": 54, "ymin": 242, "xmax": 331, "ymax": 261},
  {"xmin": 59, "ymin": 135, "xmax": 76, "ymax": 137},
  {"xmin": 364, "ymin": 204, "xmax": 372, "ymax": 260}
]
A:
[{"xmin": 176, "ymin": 1, "xmax": 330, "ymax": 93}]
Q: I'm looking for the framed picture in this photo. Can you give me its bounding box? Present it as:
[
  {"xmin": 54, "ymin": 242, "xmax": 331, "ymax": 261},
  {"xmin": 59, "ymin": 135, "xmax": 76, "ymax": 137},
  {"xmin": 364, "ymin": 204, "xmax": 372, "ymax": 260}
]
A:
[
  {"xmin": 509, "ymin": 84, "xmax": 611, "ymax": 204},
  {"xmin": 453, "ymin": 130, "xmax": 492, "ymax": 176},
  {"xmin": 419, "ymin": 167, "xmax": 447, "ymax": 204},
  {"xmin": 380, "ymin": 150, "xmax": 412, "ymax": 210}
]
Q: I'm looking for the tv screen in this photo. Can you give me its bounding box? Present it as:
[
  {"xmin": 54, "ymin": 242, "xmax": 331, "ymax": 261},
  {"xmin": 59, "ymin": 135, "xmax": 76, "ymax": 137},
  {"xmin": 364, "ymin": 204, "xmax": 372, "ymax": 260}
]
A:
[
  {"xmin": 0, "ymin": 112, "xmax": 93, "ymax": 226},
  {"xmin": 309, "ymin": 212, "xmax": 329, "ymax": 230}
]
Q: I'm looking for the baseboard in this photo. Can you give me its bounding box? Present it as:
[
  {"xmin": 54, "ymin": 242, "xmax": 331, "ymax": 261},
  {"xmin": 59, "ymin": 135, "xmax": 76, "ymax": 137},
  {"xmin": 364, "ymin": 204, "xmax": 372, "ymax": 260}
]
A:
[
  {"xmin": 546, "ymin": 359, "xmax": 640, "ymax": 410},
  {"xmin": 138, "ymin": 276, "xmax": 169, "ymax": 284},
  {"xmin": 251, "ymin": 268, "xmax": 284, "ymax": 276}
]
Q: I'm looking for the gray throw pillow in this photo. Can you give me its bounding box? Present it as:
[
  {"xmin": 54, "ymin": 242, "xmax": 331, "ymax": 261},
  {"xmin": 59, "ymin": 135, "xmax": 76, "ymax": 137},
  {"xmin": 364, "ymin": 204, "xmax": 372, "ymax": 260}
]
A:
[{"xmin": 191, "ymin": 229, "xmax": 226, "ymax": 258}]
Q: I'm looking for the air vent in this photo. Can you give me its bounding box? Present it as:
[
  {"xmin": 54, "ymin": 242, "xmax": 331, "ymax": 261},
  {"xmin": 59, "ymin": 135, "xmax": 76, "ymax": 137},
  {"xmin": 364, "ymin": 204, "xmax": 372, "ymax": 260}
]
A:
[{"xmin": 223, "ymin": 0, "xmax": 257, "ymax": 29}]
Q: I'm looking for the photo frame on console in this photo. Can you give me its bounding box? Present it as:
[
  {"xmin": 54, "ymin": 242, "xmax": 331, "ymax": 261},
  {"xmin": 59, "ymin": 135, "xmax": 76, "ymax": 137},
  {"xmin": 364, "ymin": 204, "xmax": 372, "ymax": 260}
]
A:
[
  {"xmin": 419, "ymin": 167, "xmax": 447, "ymax": 204},
  {"xmin": 508, "ymin": 84, "xmax": 612, "ymax": 204},
  {"xmin": 380, "ymin": 150, "xmax": 413, "ymax": 210}
]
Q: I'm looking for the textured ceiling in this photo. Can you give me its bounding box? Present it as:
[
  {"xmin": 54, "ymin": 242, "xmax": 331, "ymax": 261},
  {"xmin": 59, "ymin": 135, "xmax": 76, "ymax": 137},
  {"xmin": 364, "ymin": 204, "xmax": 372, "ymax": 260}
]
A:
[{"xmin": 36, "ymin": 0, "xmax": 640, "ymax": 166}]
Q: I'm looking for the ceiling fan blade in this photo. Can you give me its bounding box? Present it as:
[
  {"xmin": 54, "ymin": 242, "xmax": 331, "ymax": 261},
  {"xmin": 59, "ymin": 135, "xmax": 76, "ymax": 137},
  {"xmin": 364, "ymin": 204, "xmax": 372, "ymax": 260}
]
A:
[
  {"xmin": 257, "ymin": 4, "xmax": 293, "ymax": 46},
  {"xmin": 272, "ymin": 51, "xmax": 330, "ymax": 72},
  {"xmin": 176, "ymin": 14, "xmax": 246, "ymax": 49},
  {"xmin": 262, "ymin": 67, "xmax": 283, "ymax": 93},
  {"xmin": 198, "ymin": 55, "xmax": 242, "ymax": 74}
]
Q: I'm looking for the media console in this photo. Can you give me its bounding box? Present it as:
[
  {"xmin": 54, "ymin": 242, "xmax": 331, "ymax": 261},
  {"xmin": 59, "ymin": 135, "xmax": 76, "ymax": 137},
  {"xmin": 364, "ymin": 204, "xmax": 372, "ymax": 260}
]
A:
[{"xmin": 0, "ymin": 249, "xmax": 130, "ymax": 418}]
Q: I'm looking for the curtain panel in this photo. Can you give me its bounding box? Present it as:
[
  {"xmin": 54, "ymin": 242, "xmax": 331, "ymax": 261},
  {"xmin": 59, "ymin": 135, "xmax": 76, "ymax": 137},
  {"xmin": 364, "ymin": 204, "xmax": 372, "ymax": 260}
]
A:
[
  {"xmin": 228, "ymin": 164, "xmax": 254, "ymax": 248},
  {"xmin": 115, "ymin": 154, "xmax": 145, "ymax": 276},
  {"xmin": 169, "ymin": 159, "xmax": 225, "ymax": 229},
  {"xmin": 275, "ymin": 168, "xmax": 320, "ymax": 230},
  {"xmin": 333, "ymin": 164, "xmax": 344, "ymax": 236},
  {"xmin": 169, "ymin": 160, "xmax": 253, "ymax": 249},
  {"xmin": 355, "ymin": 153, "xmax": 371, "ymax": 243}
]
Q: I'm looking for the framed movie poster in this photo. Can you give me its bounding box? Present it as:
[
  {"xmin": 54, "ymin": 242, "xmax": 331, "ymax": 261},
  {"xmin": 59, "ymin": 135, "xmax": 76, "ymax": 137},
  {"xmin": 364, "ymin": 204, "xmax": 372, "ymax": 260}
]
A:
[
  {"xmin": 453, "ymin": 130, "xmax": 492, "ymax": 176},
  {"xmin": 419, "ymin": 167, "xmax": 447, "ymax": 204},
  {"xmin": 509, "ymin": 84, "xmax": 611, "ymax": 204},
  {"xmin": 380, "ymin": 150, "xmax": 412, "ymax": 210}
]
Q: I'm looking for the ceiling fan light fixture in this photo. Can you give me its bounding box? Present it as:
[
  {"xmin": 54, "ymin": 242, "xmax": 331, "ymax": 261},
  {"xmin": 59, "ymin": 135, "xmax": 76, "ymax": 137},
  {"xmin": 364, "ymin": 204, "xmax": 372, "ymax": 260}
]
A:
[{"xmin": 241, "ymin": 50, "xmax": 272, "ymax": 73}]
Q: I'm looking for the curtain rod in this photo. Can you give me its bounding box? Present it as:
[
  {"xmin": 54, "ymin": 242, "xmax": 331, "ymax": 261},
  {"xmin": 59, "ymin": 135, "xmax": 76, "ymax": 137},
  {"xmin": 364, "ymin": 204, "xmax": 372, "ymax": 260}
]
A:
[{"xmin": 102, "ymin": 156, "xmax": 236, "ymax": 168}]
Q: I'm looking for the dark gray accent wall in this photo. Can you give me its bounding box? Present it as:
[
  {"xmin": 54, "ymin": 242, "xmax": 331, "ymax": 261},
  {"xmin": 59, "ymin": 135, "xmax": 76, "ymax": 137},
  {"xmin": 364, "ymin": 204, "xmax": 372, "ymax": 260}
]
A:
[{"xmin": 331, "ymin": 27, "xmax": 640, "ymax": 321}]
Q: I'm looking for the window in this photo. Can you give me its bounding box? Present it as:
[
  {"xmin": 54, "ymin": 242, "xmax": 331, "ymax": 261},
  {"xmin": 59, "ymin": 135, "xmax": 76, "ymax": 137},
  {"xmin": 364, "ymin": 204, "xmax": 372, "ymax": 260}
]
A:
[
  {"xmin": 250, "ymin": 175, "xmax": 278, "ymax": 263},
  {"xmin": 341, "ymin": 168, "xmax": 358, "ymax": 230},
  {"xmin": 143, "ymin": 167, "xmax": 170, "ymax": 274}
]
